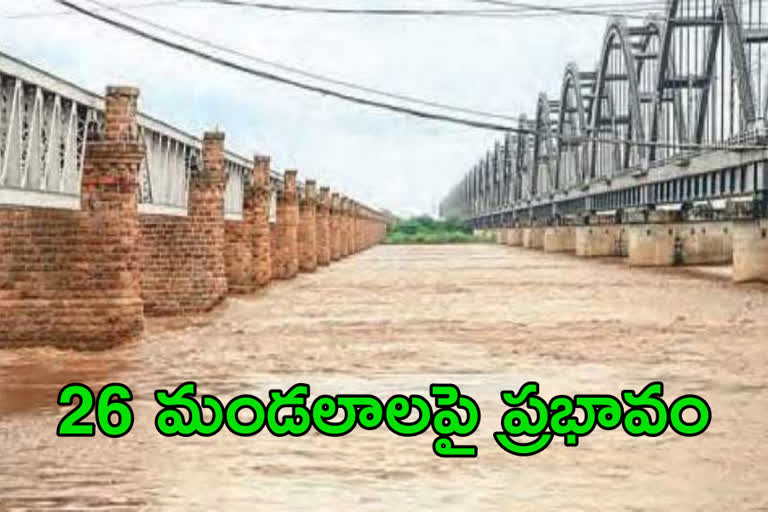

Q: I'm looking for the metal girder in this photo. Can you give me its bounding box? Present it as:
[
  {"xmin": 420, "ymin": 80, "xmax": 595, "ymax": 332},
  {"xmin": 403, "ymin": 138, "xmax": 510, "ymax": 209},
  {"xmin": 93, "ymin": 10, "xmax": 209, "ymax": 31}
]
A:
[
  {"xmin": 441, "ymin": 1, "xmax": 768, "ymax": 224},
  {"xmin": 0, "ymin": 50, "xmax": 256, "ymax": 216},
  {"xmin": 590, "ymin": 17, "xmax": 647, "ymax": 178}
]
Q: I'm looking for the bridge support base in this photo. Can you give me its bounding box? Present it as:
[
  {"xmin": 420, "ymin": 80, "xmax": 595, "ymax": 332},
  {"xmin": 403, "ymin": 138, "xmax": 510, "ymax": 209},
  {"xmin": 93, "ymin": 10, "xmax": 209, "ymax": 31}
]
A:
[
  {"xmin": 678, "ymin": 223, "xmax": 732, "ymax": 265},
  {"xmin": 544, "ymin": 227, "xmax": 575, "ymax": 253},
  {"xmin": 733, "ymin": 220, "xmax": 768, "ymax": 283},
  {"xmin": 575, "ymin": 226, "xmax": 626, "ymax": 257},
  {"xmin": 629, "ymin": 222, "xmax": 732, "ymax": 267},
  {"xmin": 522, "ymin": 228, "xmax": 544, "ymax": 249},
  {"xmin": 629, "ymin": 225, "xmax": 678, "ymax": 266},
  {"xmin": 506, "ymin": 228, "xmax": 523, "ymax": 246}
]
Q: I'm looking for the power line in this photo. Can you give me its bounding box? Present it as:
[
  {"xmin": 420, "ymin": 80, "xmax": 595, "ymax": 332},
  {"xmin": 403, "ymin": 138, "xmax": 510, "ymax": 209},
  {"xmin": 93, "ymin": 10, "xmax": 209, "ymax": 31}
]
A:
[
  {"xmin": 49, "ymin": 0, "xmax": 767, "ymax": 151},
  {"xmin": 193, "ymin": 0, "xmax": 666, "ymax": 18},
  {"xmin": 4, "ymin": 0, "xmax": 669, "ymax": 20},
  {"xmin": 465, "ymin": 0, "xmax": 657, "ymax": 19},
  {"xmin": 68, "ymin": 0, "xmax": 524, "ymax": 123},
  {"xmin": 54, "ymin": 0, "xmax": 530, "ymax": 133},
  {"xmin": 1, "ymin": 0, "xmax": 188, "ymax": 19}
]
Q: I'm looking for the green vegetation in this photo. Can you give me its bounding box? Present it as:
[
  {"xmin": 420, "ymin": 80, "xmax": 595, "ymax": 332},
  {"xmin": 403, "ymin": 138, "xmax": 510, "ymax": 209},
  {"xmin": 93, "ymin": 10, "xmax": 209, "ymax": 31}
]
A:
[{"xmin": 385, "ymin": 216, "xmax": 491, "ymax": 245}]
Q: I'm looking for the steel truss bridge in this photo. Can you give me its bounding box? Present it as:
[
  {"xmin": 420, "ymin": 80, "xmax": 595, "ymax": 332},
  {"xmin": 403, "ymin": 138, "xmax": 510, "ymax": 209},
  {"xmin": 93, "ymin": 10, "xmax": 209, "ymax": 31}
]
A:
[
  {"xmin": 440, "ymin": 0, "xmax": 768, "ymax": 227},
  {"xmin": 0, "ymin": 51, "xmax": 288, "ymax": 221}
]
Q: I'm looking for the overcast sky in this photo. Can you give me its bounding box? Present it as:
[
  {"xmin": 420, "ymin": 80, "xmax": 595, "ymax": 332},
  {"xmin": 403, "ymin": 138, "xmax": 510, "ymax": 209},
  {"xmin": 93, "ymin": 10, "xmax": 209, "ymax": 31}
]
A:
[{"xmin": 0, "ymin": 0, "xmax": 645, "ymax": 216}]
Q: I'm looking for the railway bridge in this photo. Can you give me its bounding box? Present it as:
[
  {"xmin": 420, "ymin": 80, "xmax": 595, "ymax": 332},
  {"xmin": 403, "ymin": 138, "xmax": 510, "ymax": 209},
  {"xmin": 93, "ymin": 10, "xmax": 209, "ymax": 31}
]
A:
[
  {"xmin": 0, "ymin": 51, "xmax": 391, "ymax": 350},
  {"xmin": 440, "ymin": 0, "xmax": 768, "ymax": 282}
]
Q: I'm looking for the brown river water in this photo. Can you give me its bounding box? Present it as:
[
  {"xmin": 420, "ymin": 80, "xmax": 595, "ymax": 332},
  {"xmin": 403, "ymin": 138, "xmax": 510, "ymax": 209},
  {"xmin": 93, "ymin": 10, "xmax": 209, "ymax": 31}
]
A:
[{"xmin": 1, "ymin": 244, "xmax": 767, "ymax": 510}]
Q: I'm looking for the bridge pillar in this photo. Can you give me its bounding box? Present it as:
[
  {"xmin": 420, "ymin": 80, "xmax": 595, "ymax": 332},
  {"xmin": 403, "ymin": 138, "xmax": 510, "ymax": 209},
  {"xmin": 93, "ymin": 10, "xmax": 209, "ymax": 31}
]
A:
[
  {"xmin": 341, "ymin": 197, "xmax": 351, "ymax": 258},
  {"xmin": 575, "ymin": 225, "xmax": 626, "ymax": 257},
  {"xmin": 140, "ymin": 130, "xmax": 229, "ymax": 314},
  {"xmin": 1, "ymin": 86, "xmax": 147, "ymax": 348},
  {"xmin": 356, "ymin": 205, "xmax": 365, "ymax": 253},
  {"xmin": 544, "ymin": 226, "xmax": 575, "ymax": 253},
  {"xmin": 0, "ymin": 86, "xmax": 149, "ymax": 348},
  {"xmin": 298, "ymin": 180, "xmax": 318, "ymax": 273},
  {"xmin": 330, "ymin": 193, "xmax": 342, "ymax": 261},
  {"xmin": 629, "ymin": 222, "xmax": 732, "ymax": 267},
  {"xmin": 225, "ymin": 163, "xmax": 255, "ymax": 294},
  {"xmin": 276, "ymin": 170, "xmax": 299, "ymax": 279},
  {"xmin": 351, "ymin": 202, "xmax": 360, "ymax": 254},
  {"xmin": 185, "ymin": 131, "xmax": 230, "ymax": 301},
  {"xmin": 250, "ymin": 156, "xmax": 272, "ymax": 287},
  {"xmin": 628, "ymin": 225, "xmax": 677, "ymax": 266},
  {"xmin": 522, "ymin": 227, "xmax": 544, "ymax": 249},
  {"xmin": 270, "ymin": 222, "xmax": 280, "ymax": 278},
  {"xmin": 733, "ymin": 220, "xmax": 768, "ymax": 283},
  {"xmin": 506, "ymin": 228, "xmax": 523, "ymax": 246},
  {"xmin": 678, "ymin": 223, "xmax": 732, "ymax": 265},
  {"xmin": 316, "ymin": 187, "xmax": 331, "ymax": 266}
]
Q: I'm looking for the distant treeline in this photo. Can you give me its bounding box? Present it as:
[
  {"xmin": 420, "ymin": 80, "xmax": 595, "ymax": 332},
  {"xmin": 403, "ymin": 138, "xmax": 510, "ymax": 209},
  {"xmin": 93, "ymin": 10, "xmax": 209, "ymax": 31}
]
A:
[{"xmin": 385, "ymin": 216, "xmax": 491, "ymax": 244}]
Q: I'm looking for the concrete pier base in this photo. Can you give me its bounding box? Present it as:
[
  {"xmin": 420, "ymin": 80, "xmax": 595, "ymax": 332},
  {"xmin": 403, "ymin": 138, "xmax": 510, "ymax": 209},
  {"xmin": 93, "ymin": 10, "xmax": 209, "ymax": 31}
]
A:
[
  {"xmin": 733, "ymin": 220, "xmax": 768, "ymax": 283},
  {"xmin": 522, "ymin": 228, "xmax": 544, "ymax": 249},
  {"xmin": 575, "ymin": 226, "xmax": 624, "ymax": 257},
  {"xmin": 628, "ymin": 225, "xmax": 677, "ymax": 266},
  {"xmin": 543, "ymin": 227, "xmax": 575, "ymax": 253},
  {"xmin": 679, "ymin": 223, "xmax": 732, "ymax": 265},
  {"xmin": 629, "ymin": 222, "xmax": 733, "ymax": 267},
  {"xmin": 506, "ymin": 228, "xmax": 523, "ymax": 247}
]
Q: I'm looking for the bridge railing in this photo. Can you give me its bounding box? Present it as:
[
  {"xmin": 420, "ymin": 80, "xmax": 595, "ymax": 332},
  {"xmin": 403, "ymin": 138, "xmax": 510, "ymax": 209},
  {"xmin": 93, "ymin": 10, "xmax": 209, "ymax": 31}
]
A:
[
  {"xmin": 0, "ymin": 50, "xmax": 254, "ymax": 219},
  {"xmin": 224, "ymin": 151, "xmax": 250, "ymax": 221},
  {"xmin": 0, "ymin": 51, "xmax": 101, "ymax": 209},
  {"xmin": 136, "ymin": 116, "xmax": 200, "ymax": 216}
]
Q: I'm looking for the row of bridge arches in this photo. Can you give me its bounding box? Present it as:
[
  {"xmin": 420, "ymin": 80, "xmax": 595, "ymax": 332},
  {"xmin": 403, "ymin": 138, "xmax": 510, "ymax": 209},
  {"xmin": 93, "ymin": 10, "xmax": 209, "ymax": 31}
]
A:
[{"xmin": 444, "ymin": 0, "xmax": 768, "ymax": 219}]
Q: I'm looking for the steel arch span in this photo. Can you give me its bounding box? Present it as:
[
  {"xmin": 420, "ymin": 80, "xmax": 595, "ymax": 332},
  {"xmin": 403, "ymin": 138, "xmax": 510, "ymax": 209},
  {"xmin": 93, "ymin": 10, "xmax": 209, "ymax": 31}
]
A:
[{"xmin": 440, "ymin": 0, "xmax": 768, "ymax": 227}]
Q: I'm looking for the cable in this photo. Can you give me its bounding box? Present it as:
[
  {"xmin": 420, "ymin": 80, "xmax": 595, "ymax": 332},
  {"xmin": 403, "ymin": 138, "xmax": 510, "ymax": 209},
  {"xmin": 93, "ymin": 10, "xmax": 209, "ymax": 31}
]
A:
[
  {"xmin": 465, "ymin": 0, "xmax": 655, "ymax": 19},
  {"xmin": 194, "ymin": 0, "xmax": 665, "ymax": 18},
  {"xmin": 1, "ymin": 0, "xmax": 189, "ymax": 19},
  {"xmin": 68, "ymin": 0, "xmax": 525, "ymax": 123},
  {"xmin": 51, "ymin": 0, "xmax": 768, "ymax": 150},
  {"xmin": 4, "ymin": 0, "xmax": 669, "ymax": 20},
  {"xmin": 54, "ymin": 0, "xmax": 530, "ymax": 133}
]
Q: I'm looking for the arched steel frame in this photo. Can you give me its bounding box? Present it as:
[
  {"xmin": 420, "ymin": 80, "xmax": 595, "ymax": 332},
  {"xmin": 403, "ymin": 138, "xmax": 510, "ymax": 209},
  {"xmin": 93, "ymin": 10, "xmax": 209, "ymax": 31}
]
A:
[{"xmin": 439, "ymin": 0, "xmax": 768, "ymax": 225}]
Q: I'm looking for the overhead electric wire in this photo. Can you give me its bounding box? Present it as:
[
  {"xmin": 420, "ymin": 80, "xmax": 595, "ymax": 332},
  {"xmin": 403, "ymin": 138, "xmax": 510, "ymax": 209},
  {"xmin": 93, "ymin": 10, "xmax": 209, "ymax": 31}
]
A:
[
  {"xmin": 1, "ymin": 0, "xmax": 187, "ymax": 19},
  {"xmin": 66, "ymin": 0, "xmax": 525, "ymax": 123},
  {"xmin": 49, "ymin": 0, "xmax": 768, "ymax": 151},
  {"xmin": 465, "ymin": 0, "xmax": 657, "ymax": 19},
  {"xmin": 191, "ymin": 0, "xmax": 666, "ymax": 18},
  {"xmin": 5, "ymin": 0, "xmax": 669, "ymax": 20},
  {"xmin": 54, "ymin": 0, "xmax": 530, "ymax": 133}
]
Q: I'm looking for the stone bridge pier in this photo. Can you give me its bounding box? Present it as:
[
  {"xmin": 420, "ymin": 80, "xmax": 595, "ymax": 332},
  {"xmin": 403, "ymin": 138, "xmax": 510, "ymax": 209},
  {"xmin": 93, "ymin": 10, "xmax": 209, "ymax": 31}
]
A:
[
  {"xmin": 0, "ymin": 84, "xmax": 389, "ymax": 350},
  {"xmin": 299, "ymin": 180, "xmax": 318, "ymax": 273},
  {"xmin": 0, "ymin": 86, "xmax": 146, "ymax": 349},
  {"xmin": 316, "ymin": 187, "xmax": 331, "ymax": 266},
  {"xmin": 733, "ymin": 220, "xmax": 768, "ymax": 282}
]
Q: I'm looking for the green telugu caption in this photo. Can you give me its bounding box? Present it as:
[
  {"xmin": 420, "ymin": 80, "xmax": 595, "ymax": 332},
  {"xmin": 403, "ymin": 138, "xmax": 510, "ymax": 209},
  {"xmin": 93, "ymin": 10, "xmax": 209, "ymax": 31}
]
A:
[{"xmin": 57, "ymin": 382, "xmax": 710, "ymax": 457}]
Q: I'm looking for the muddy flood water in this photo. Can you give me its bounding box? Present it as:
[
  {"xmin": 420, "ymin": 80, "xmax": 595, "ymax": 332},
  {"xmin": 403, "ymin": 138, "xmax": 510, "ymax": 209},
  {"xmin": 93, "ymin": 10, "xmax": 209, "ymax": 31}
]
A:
[{"xmin": 1, "ymin": 244, "xmax": 767, "ymax": 510}]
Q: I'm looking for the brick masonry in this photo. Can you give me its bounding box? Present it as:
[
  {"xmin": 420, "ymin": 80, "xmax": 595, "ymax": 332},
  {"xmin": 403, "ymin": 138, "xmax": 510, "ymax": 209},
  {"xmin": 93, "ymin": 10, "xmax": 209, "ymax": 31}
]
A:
[
  {"xmin": 0, "ymin": 86, "xmax": 389, "ymax": 350},
  {"xmin": 341, "ymin": 197, "xmax": 351, "ymax": 258},
  {"xmin": 0, "ymin": 87, "xmax": 145, "ymax": 349},
  {"xmin": 139, "ymin": 132, "xmax": 228, "ymax": 315},
  {"xmin": 330, "ymin": 193, "xmax": 342, "ymax": 261},
  {"xmin": 276, "ymin": 171, "xmax": 299, "ymax": 279},
  {"xmin": 316, "ymin": 187, "xmax": 331, "ymax": 266},
  {"xmin": 250, "ymin": 156, "xmax": 272, "ymax": 287},
  {"xmin": 271, "ymin": 218, "xmax": 281, "ymax": 279},
  {"xmin": 298, "ymin": 180, "xmax": 318, "ymax": 272}
]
